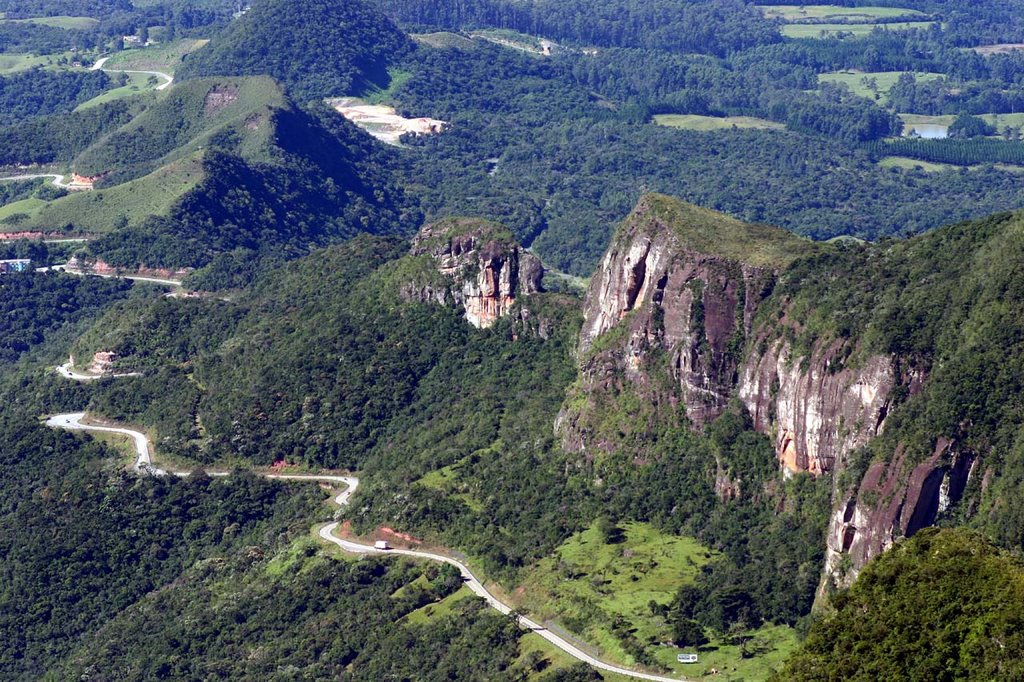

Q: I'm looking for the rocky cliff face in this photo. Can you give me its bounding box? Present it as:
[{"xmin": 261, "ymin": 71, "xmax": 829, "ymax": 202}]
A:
[
  {"xmin": 560, "ymin": 194, "xmax": 981, "ymax": 588},
  {"xmin": 737, "ymin": 338, "xmax": 896, "ymax": 477},
  {"xmin": 562, "ymin": 194, "xmax": 807, "ymax": 454},
  {"xmin": 407, "ymin": 218, "xmax": 543, "ymax": 328}
]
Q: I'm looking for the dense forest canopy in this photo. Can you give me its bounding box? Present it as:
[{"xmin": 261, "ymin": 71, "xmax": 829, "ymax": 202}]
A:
[{"xmin": 779, "ymin": 528, "xmax": 1024, "ymax": 680}]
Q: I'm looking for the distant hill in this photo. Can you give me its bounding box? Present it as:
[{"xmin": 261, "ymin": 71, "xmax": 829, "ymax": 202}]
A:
[
  {"xmin": 177, "ymin": 0, "xmax": 413, "ymax": 100},
  {"xmin": 4, "ymin": 74, "xmax": 415, "ymax": 276},
  {"xmin": 79, "ymin": 100, "xmax": 415, "ymax": 277}
]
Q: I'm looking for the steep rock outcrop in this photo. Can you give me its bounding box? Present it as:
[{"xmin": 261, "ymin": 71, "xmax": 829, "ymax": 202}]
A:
[
  {"xmin": 822, "ymin": 441, "xmax": 977, "ymax": 588},
  {"xmin": 561, "ymin": 194, "xmax": 809, "ymax": 454},
  {"xmin": 738, "ymin": 338, "xmax": 896, "ymax": 476},
  {"xmin": 407, "ymin": 218, "xmax": 543, "ymax": 328},
  {"xmin": 559, "ymin": 193, "xmax": 974, "ymax": 588}
]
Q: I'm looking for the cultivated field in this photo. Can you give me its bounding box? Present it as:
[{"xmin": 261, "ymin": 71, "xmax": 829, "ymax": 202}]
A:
[{"xmin": 654, "ymin": 114, "xmax": 785, "ymax": 131}]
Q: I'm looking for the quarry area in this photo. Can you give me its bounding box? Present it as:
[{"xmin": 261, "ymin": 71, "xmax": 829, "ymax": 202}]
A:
[{"xmin": 328, "ymin": 97, "xmax": 447, "ymax": 145}]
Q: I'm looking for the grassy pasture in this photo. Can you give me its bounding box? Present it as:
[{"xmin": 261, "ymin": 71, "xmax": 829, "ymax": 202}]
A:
[
  {"xmin": 758, "ymin": 5, "xmax": 926, "ymax": 22},
  {"xmin": 654, "ymin": 114, "xmax": 785, "ymax": 131},
  {"xmin": 75, "ymin": 72, "xmax": 161, "ymax": 110},
  {"xmin": 412, "ymin": 32, "xmax": 476, "ymax": 50},
  {"xmin": 971, "ymin": 44, "xmax": 1024, "ymax": 56},
  {"xmin": 897, "ymin": 113, "xmax": 1024, "ymax": 134},
  {"xmin": 103, "ymin": 38, "xmax": 209, "ymax": 75},
  {"xmin": 0, "ymin": 197, "xmax": 47, "ymax": 225},
  {"xmin": 878, "ymin": 156, "xmax": 1024, "ymax": 173},
  {"xmin": 22, "ymin": 155, "xmax": 204, "ymax": 234},
  {"xmin": 818, "ymin": 70, "xmax": 944, "ymax": 98},
  {"xmin": 0, "ymin": 52, "xmax": 69, "ymax": 74},
  {"xmin": 878, "ymin": 156, "xmax": 959, "ymax": 172},
  {"xmin": 516, "ymin": 521, "xmax": 717, "ymax": 665},
  {"xmin": 4, "ymin": 15, "xmax": 99, "ymax": 29},
  {"xmin": 781, "ymin": 21, "xmax": 935, "ymax": 38},
  {"xmin": 513, "ymin": 520, "xmax": 799, "ymax": 680}
]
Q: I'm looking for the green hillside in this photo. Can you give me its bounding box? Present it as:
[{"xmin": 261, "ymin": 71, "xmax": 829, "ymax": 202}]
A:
[
  {"xmin": 779, "ymin": 528, "xmax": 1024, "ymax": 680},
  {"xmin": 73, "ymin": 76, "xmax": 286, "ymax": 182},
  {"xmin": 17, "ymin": 155, "xmax": 205, "ymax": 233},
  {"xmin": 177, "ymin": 0, "xmax": 413, "ymax": 100},
  {"xmin": 79, "ymin": 103, "xmax": 414, "ymax": 275}
]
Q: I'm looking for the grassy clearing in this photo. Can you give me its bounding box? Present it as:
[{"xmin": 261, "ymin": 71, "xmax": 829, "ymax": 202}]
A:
[
  {"xmin": 758, "ymin": 5, "xmax": 927, "ymax": 22},
  {"xmin": 4, "ymin": 15, "xmax": 99, "ymax": 29},
  {"xmin": 75, "ymin": 72, "xmax": 161, "ymax": 111},
  {"xmin": 898, "ymin": 113, "xmax": 954, "ymax": 127},
  {"xmin": 971, "ymin": 44, "xmax": 1024, "ymax": 56},
  {"xmin": 781, "ymin": 21, "xmax": 934, "ymax": 38},
  {"xmin": 818, "ymin": 70, "xmax": 943, "ymax": 98},
  {"xmin": 415, "ymin": 454, "xmax": 487, "ymax": 512},
  {"xmin": 81, "ymin": 430, "xmax": 139, "ymax": 462},
  {"xmin": 403, "ymin": 585, "xmax": 476, "ymax": 625},
  {"xmin": 878, "ymin": 156, "xmax": 1024, "ymax": 174},
  {"xmin": 0, "ymin": 52, "xmax": 75, "ymax": 74},
  {"xmin": 898, "ymin": 113, "xmax": 1024, "ymax": 131},
  {"xmin": 878, "ymin": 156, "xmax": 959, "ymax": 172},
  {"xmin": 24, "ymin": 154, "xmax": 204, "ymax": 233},
  {"xmin": 654, "ymin": 114, "xmax": 785, "ymax": 132},
  {"xmin": 516, "ymin": 521, "xmax": 717, "ymax": 664},
  {"xmin": 471, "ymin": 29, "xmax": 551, "ymax": 55},
  {"xmin": 0, "ymin": 197, "xmax": 47, "ymax": 225},
  {"xmin": 364, "ymin": 68, "xmax": 413, "ymax": 105},
  {"xmin": 412, "ymin": 32, "xmax": 476, "ymax": 50},
  {"xmin": 516, "ymin": 633, "xmax": 634, "ymax": 682},
  {"xmin": 265, "ymin": 537, "xmax": 323, "ymax": 577},
  {"xmin": 980, "ymin": 112, "xmax": 1024, "ymax": 129},
  {"xmin": 652, "ymin": 624, "xmax": 799, "ymax": 681},
  {"xmin": 103, "ymin": 38, "xmax": 209, "ymax": 75}
]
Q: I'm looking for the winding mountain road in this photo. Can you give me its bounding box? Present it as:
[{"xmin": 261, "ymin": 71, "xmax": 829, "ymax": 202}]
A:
[
  {"xmin": 57, "ymin": 359, "xmax": 143, "ymax": 382},
  {"xmin": 92, "ymin": 56, "xmax": 174, "ymax": 90},
  {"xmin": 45, "ymin": 412, "xmax": 686, "ymax": 681},
  {"xmin": 0, "ymin": 173, "xmax": 75, "ymax": 189}
]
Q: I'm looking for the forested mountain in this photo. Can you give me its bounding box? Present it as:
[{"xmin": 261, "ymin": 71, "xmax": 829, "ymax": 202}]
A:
[
  {"xmin": 7, "ymin": 0, "xmax": 1024, "ymax": 678},
  {"xmin": 81, "ymin": 101, "xmax": 416, "ymax": 277},
  {"xmin": 55, "ymin": 195, "xmax": 1024, "ymax": 674},
  {"xmin": 177, "ymin": 0, "xmax": 413, "ymax": 99},
  {"xmin": 72, "ymin": 76, "xmax": 287, "ymax": 183}
]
